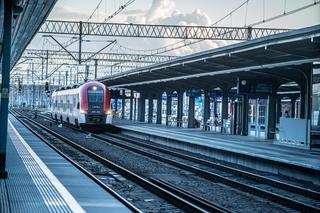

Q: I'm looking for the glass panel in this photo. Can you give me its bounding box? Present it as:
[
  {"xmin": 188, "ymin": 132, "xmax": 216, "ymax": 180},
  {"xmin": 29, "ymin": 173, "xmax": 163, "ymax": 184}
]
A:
[
  {"xmin": 88, "ymin": 89, "xmax": 104, "ymax": 103},
  {"xmin": 312, "ymin": 73, "xmax": 320, "ymax": 130}
]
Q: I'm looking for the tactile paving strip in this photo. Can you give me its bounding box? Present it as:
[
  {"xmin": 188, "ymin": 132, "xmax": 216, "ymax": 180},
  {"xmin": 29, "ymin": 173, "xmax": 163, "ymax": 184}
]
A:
[
  {"xmin": 0, "ymin": 179, "xmax": 10, "ymax": 213},
  {"xmin": 4, "ymin": 121, "xmax": 85, "ymax": 213}
]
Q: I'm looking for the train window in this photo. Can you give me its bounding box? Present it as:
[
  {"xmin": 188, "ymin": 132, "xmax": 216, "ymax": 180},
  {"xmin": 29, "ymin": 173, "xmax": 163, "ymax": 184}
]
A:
[{"xmin": 88, "ymin": 87, "xmax": 104, "ymax": 103}]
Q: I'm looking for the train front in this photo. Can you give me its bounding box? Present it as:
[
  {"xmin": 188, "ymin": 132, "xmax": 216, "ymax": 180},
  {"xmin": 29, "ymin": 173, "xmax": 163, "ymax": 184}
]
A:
[{"xmin": 79, "ymin": 81, "xmax": 112, "ymax": 130}]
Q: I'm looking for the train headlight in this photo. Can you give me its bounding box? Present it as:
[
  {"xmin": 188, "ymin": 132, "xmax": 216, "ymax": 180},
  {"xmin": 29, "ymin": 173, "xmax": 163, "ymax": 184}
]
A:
[
  {"xmin": 106, "ymin": 110, "xmax": 111, "ymax": 115},
  {"xmin": 92, "ymin": 86, "xmax": 97, "ymax": 91},
  {"xmin": 80, "ymin": 109, "xmax": 87, "ymax": 114}
]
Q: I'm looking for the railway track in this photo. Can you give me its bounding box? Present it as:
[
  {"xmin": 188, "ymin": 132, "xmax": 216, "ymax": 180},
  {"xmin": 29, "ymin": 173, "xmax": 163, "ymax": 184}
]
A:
[
  {"xmin": 11, "ymin": 110, "xmax": 230, "ymax": 213},
  {"xmin": 15, "ymin": 109, "xmax": 320, "ymax": 212},
  {"xmin": 90, "ymin": 133, "xmax": 320, "ymax": 212}
]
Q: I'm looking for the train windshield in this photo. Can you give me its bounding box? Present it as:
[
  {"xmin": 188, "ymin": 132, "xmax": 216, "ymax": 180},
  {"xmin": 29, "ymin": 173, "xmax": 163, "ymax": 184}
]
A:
[{"xmin": 88, "ymin": 86, "xmax": 104, "ymax": 103}]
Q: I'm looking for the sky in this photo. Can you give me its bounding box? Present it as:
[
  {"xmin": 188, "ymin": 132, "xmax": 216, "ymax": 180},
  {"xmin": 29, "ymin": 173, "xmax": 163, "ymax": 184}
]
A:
[{"xmin": 27, "ymin": 0, "xmax": 320, "ymax": 56}]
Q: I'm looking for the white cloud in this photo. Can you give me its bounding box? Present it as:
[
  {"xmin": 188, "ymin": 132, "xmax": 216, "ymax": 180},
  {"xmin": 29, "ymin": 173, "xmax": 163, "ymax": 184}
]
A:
[
  {"xmin": 145, "ymin": 0, "xmax": 176, "ymax": 23},
  {"xmin": 48, "ymin": 5, "xmax": 89, "ymax": 21},
  {"xmin": 43, "ymin": 0, "xmax": 230, "ymax": 56},
  {"xmin": 124, "ymin": 0, "xmax": 228, "ymax": 56}
]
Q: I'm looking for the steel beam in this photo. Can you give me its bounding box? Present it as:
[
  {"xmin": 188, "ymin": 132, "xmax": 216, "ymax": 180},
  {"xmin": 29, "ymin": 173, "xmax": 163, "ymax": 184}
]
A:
[
  {"xmin": 39, "ymin": 20, "xmax": 289, "ymax": 40},
  {"xmin": 21, "ymin": 49, "xmax": 176, "ymax": 64}
]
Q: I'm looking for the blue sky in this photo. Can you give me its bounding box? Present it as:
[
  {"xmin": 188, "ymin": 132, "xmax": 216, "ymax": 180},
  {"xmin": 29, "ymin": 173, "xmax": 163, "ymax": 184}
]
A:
[
  {"xmin": 19, "ymin": 0, "xmax": 319, "ymax": 84},
  {"xmin": 28, "ymin": 0, "xmax": 320, "ymax": 55},
  {"xmin": 48, "ymin": 0, "xmax": 320, "ymax": 28}
]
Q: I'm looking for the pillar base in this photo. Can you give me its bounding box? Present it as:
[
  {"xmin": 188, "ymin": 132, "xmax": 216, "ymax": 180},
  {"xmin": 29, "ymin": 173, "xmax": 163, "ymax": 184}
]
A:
[{"xmin": 0, "ymin": 170, "xmax": 8, "ymax": 179}]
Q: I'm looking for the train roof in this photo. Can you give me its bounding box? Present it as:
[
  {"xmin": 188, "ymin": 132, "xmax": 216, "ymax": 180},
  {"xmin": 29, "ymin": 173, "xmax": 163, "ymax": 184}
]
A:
[{"xmin": 54, "ymin": 81, "xmax": 105, "ymax": 92}]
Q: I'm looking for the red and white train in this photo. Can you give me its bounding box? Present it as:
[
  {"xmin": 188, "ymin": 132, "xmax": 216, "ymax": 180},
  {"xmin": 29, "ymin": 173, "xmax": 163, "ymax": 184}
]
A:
[{"xmin": 51, "ymin": 81, "xmax": 112, "ymax": 129}]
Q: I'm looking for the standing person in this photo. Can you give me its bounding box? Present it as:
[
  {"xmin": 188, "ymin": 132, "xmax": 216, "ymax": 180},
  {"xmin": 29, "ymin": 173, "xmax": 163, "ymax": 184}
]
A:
[
  {"xmin": 284, "ymin": 110, "xmax": 290, "ymax": 118},
  {"xmin": 214, "ymin": 113, "xmax": 219, "ymax": 130}
]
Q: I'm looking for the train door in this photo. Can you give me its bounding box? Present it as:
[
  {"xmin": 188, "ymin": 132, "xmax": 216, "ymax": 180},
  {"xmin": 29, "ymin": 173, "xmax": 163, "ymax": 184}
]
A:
[{"xmin": 248, "ymin": 98, "xmax": 268, "ymax": 139}]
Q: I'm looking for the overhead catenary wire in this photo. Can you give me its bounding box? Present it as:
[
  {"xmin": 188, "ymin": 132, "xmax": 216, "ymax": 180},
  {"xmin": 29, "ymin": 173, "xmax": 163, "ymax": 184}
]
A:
[
  {"xmin": 115, "ymin": 0, "xmax": 319, "ymax": 59},
  {"xmin": 249, "ymin": 0, "xmax": 320, "ymax": 27},
  {"xmin": 55, "ymin": 0, "xmax": 136, "ymax": 51}
]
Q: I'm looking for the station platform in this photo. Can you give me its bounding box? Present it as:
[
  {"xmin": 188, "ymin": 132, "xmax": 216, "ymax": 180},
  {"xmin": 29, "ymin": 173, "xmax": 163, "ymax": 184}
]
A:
[
  {"xmin": 114, "ymin": 119, "xmax": 320, "ymax": 185},
  {"xmin": 0, "ymin": 116, "xmax": 131, "ymax": 213}
]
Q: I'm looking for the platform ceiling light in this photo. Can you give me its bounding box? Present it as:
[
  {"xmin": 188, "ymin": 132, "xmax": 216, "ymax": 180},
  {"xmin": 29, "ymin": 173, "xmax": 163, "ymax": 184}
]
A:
[{"xmin": 241, "ymin": 80, "xmax": 247, "ymax": 85}]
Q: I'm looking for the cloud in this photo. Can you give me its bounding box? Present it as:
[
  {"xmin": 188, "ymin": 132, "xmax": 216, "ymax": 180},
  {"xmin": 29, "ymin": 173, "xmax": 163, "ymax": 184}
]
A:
[
  {"xmin": 48, "ymin": 5, "xmax": 90, "ymax": 21},
  {"xmin": 121, "ymin": 9, "xmax": 145, "ymax": 15},
  {"xmin": 124, "ymin": 0, "xmax": 228, "ymax": 56},
  {"xmin": 145, "ymin": 0, "xmax": 176, "ymax": 22}
]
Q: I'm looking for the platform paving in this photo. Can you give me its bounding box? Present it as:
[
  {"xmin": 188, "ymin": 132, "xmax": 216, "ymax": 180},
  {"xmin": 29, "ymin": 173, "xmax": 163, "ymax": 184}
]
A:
[{"xmin": 0, "ymin": 116, "xmax": 131, "ymax": 213}]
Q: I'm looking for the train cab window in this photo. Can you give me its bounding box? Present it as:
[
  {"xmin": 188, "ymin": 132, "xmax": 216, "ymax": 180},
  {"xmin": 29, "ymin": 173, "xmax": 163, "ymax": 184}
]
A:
[{"xmin": 88, "ymin": 87, "xmax": 104, "ymax": 103}]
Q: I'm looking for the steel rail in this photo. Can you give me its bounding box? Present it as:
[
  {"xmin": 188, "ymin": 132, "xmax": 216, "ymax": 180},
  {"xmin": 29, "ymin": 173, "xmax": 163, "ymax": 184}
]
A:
[
  {"xmin": 90, "ymin": 131, "xmax": 320, "ymax": 212},
  {"xmin": 35, "ymin": 113, "xmax": 320, "ymax": 212},
  {"xmin": 103, "ymin": 132, "xmax": 320, "ymax": 200},
  {"xmin": 11, "ymin": 111, "xmax": 227, "ymax": 213},
  {"xmin": 9, "ymin": 110, "xmax": 142, "ymax": 213}
]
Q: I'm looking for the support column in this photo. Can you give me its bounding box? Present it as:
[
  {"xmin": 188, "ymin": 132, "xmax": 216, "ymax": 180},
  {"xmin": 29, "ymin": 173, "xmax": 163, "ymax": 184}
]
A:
[
  {"xmin": 129, "ymin": 90, "xmax": 134, "ymax": 120},
  {"xmin": 0, "ymin": 0, "xmax": 12, "ymax": 178},
  {"xmin": 114, "ymin": 98, "xmax": 118, "ymax": 114},
  {"xmin": 156, "ymin": 94, "xmax": 162, "ymax": 124},
  {"xmin": 138, "ymin": 93, "xmax": 145, "ymax": 122},
  {"xmin": 177, "ymin": 91, "xmax": 183, "ymax": 127},
  {"xmin": 221, "ymin": 90, "xmax": 229, "ymax": 133},
  {"xmin": 213, "ymin": 97, "xmax": 218, "ymax": 116},
  {"xmin": 188, "ymin": 96, "xmax": 195, "ymax": 128},
  {"xmin": 276, "ymin": 96, "xmax": 282, "ymax": 123},
  {"xmin": 267, "ymin": 94, "xmax": 277, "ymax": 139},
  {"xmin": 203, "ymin": 91, "xmax": 210, "ymax": 130},
  {"xmin": 232, "ymin": 101, "xmax": 238, "ymax": 135},
  {"xmin": 300, "ymin": 85, "xmax": 305, "ymax": 119},
  {"xmin": 121, "ymin": 89, "xmax": 125, "ymax": 119},
  {"xmin": 166, "ymin": 95, "xmax": 172, "ymax": 126},
  {"xmin": 291, "ymin": 96, "xmax": 297, "ymax": 118},
  {"xmin": 300, "ymin": 67, "xmax": 312, "ymax": 120},
  {"xmin": 241, "ymin": 95, "xmax": 249, "ymax": 136},
  {"xmin": 148, "ymin": 95, "xmax": 153, "ymax": 123},
  {"xmin": 134, "ymin": 97, "xmax": 137, "ymax": 120}
]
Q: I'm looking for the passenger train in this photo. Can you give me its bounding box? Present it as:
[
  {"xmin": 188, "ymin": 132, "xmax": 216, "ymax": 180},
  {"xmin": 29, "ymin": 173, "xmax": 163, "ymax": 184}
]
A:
[{"xmin": 51, "ymin": 81, "xmax": 112, "ymax": 129}]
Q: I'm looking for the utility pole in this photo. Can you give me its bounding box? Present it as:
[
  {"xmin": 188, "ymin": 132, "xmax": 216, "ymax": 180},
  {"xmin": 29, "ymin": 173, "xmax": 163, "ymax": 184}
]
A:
[
  {"xmin": 58, "ymin": 71, "xmax": 61, "ymax": 85},
  {"xmin": 69, "ymin": 67, "xmax": 73, "ymax": 84},
  {"xmin": 65, "ymin": 71, "xmax": 68, "ymax": 85},
  {"xmin": 41, "ymin": 57, "xmax": 44, "ymax": 80},
  {"xmin": 85, "ymin": 65, "xmax": 89, "ymax": 82},
  {"xmin": 79, "ymin": 21, "xmax": 83, "ymax": 64},
  {"xmin": 94, "ymin": 59, "xmax": 98, "ymax": 79},
  {"xmin": 32, "ymin": 63, "xmax": 35, "ymax": 108},
  {"xmin": 76, "ymin": 66, "xmax": 79, "ymax": 83},
  {"xmin": 46, "ymin": 49, "xmax": 49, "ymax": 78}
]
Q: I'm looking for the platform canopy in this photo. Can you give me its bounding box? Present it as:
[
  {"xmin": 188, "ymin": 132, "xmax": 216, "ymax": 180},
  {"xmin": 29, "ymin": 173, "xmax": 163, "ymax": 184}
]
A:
[
  {"xmin": 0, "ymin": 0, "xmax": 56, "ymax": 72},
  {"xmin": 99, "ymin": 25, "xmax": 320, "ymax": 91}
]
